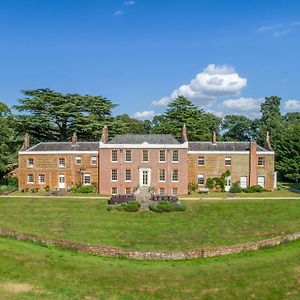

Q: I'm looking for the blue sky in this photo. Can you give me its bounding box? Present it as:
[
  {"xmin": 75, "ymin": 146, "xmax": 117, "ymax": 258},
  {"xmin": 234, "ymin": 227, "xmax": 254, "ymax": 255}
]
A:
[{"xmin": 1, "ymin": 0, "xmax": 300, "ymax": 119}]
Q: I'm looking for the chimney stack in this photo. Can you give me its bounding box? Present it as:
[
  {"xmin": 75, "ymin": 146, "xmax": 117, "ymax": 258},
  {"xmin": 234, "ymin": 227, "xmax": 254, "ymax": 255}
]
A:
[
  {"xmin": 212, "ymin": 131, "xmax": 217, "ymax": 144},
  {"xmin": 72, "ymin": 132, "xmax": 77, "ymax": 146},
  {"xmin": 264, "ymin": 131, "xmax": 272, "ymax": 151},
  {"xmin": 249, "ymin": 140, "xmax": 257, "ymax": 186},
  {"xmin": 181, "ymin": 123, "xmax": 188, "ymax": 142},
  {"xmin": 22, "ymin": 133, "xmax": 30, "ymax": 151},
  {"xmin": 101, "ymin": 125, "xmax": 109, "ymax": 143}
]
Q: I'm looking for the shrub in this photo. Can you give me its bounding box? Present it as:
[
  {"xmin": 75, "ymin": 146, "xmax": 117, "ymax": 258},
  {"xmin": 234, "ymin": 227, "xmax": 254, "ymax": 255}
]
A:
[
  {"xmin": 149, "ymin": 201, "xmax": 186, "ymax": 213},
  {"xmin": 243, "ymin": 185, "xmax": 266, "ymax": 193},
  {"xmin": 206, "ymin": 178, "xmax": 214, "ymax": 189},
  {"xmin": 229, "ymin": 181, "xmax": 242, "ymax": 193},
  {"xmin": 107, "ymin": 201, "xmax": 140, "ymax": 212},
  {"xmin": 71, "ymin": 185, "xmax": 94, "ymax": 193},
  {"xmin": 188, "ymin": 182, "xmax": 198, "ymax": 193}
]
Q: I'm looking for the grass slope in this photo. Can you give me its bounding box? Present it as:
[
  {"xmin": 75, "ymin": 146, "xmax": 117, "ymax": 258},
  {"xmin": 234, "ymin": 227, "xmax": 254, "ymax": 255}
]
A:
[
  {"xmin": 0, "ymin": 238, "xmax": 299, "ymax": 299},
  {"xmin": 0, "ymin": 198, "xmax": 299, "ymax": 251}
]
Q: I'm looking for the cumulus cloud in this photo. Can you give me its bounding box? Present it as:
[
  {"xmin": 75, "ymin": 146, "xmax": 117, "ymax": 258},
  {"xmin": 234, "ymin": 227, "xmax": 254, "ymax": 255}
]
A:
[
  {"xmin": 222, "ymin": 97, "xmax": 263, "ymax": 112},
  {"xmin": 284, "ymin": 99, "xmax": 300, "ymax": 111},
  {"xmin": 114, "ymin": 10, "xmax": 123, "ymax": 16},
  {"xmin": 133, "ymin": 110, "xmax": 155, "ymax": 120},
  {"xmin": 152, "ymin": 64, "xmax": 247, "ymax": 106}
]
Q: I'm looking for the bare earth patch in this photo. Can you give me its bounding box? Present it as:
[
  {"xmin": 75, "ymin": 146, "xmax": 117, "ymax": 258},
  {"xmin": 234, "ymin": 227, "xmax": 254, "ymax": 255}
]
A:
[{"xmin": 1, "ymin": 282, "xmax": 35, "ymax": 293}]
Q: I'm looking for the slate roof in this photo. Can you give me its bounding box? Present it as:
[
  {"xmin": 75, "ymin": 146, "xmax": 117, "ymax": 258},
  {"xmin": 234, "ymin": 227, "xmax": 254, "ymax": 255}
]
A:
[
  {"xmin": 108, "ymin": 134, "xmax": 180, "ymax": 144},
  {"xmin": 188, "ymin": 142, "xmax": 268, "ymax": 152},
  {"xmin": 26, "ymin": 142, "xmax": 99, "ymax": 152}
]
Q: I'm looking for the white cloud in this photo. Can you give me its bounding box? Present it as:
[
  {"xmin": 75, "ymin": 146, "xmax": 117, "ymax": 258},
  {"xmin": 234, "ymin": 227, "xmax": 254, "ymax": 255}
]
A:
[
  {"xmin": 114, "ymin": 10, "xmax": 123, "ymax": 16},
  {"xmin": 124, "ymin": 0, "xmax": 135, "ymax": 5},
  {"xmin": 152, "ymin": 64, "xmax": 247, "ymax": 106},
  {"xmin": 133, "ymin": 110, "xmax": 155, "ymax": 120},
  {"xmin": 257, "ymin": 22, "xmax": 300, "ymax": 37},
  {"xmin": 222, "ymin": 97, "xmax": 263, "ymax": 112},
  {"xmin": 284, "ymin": 99, "xmax": 300, "ymax": 111}
]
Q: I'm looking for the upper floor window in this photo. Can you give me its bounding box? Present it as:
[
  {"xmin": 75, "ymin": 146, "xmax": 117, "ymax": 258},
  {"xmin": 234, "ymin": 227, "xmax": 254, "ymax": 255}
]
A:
[
  {"xmin": 125, "ymin": 169, "xmax": 131, "ymax": 182},
  {"xmin": 225, "ymin": 157, "xmax": 231, "ymax": 166},
  {"xmin": 125, "ymin": 150, "xmax": 132, "ymax": 162},
  {"xmin": 27, "ymin": 158, "xmax": 34, "ymax": 168},
  {"xmin": 159, "ymin": 169, "xmax": 166, "ymax": 182},
  {"xmin": 172, "ymin": 169, "xmax": 178, "ymax": 182},
  {"xmin": 91, "ymin": 156, "xmax": 97, "ymax": 165},
  {"xmin": 197, "ymin": 156, "xmax": 205, "ymax": 166},
  {"xmin": 58, "ymin": 158, "xmax": 65, "ymax": 167},
  {"xmin": 159, "ymin": 150, "xmax": 166, "ymax": 162},
  {"xmin": 111, "ymin": 150, "xmax": 118, "ymax": 162},
  {"xmin": 75, "ymin": 157, "xmax": 82, "ymax": 165},
  {"xmin": 172, "ymin": 150, "xmax": 179, "ymax": 162},
  {"xmin": 258, "ymin": 156, "xmax": 265, "ymax": 166},
  {"xmin": 27, "ymin": 174, "xmax": 34, "ymax": 184},
  {"xmin": 111, "ymin": 169, "xmax": 118, "ymax": 181},
  {"xmin": 38, "ymin": 174, "xmax": 45, "ymax": 184},
  {"xmin": 142, "ymin": 150, "xmax": 149, "ymax": 162}
]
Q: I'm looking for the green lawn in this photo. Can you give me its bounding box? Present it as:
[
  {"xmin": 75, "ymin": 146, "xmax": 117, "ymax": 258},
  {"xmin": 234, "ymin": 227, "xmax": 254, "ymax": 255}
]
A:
[
  {"xmin": 0, "ymin": 197, "xmax": 299, "ymax": 251},
  {"xmin": 0, "ymin": 237, "xmax": 299, "ymax": 299}
]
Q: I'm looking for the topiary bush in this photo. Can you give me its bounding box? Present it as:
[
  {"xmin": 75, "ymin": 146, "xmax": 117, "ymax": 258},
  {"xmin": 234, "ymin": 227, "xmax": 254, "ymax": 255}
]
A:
[
  {"xmin": 243, "ymin": 185, "xmax": 266, "ymax": 193},
  {"xmin": 149, "ymin": 201, "xmax": 186, "ymax": 213},
  {"xmin": 229, "ymin": 181, "xmax": 242, "ymax": 193}
]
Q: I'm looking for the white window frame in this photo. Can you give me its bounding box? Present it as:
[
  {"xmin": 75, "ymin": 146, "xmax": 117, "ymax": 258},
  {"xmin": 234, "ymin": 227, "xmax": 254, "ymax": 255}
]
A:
[
  {"xmin": 172, "ymin": 150, "xmax": 179, "ymax": 163},
  {"xmin": 38, "ymin": 174, "xmax": 45, "ymax": 184},
  {"xmin": 172, "ymin": 188, "xmax": 178, "ymax": 196},
  {"xmin": 225, "ymin": 157, "xmax": 231, "ymax": 166},
  {"xmin": 258, "ymin": 156, "xmax": 265, "ymax": 167},
  {"xmin": 159, "ymin": 150, "xmax": 166, "ymax": 163},
  {"xmin": 83, "ymin": 174, "xmax": 91, "ymax": 186},
  {"xmin": 27, "ymin": 158, "xmax": 34, "ymax": 168},
  {"xmin": 258, "ymin": 176, "xmax": 265, "ymax": 188},
  {"xmin": 197, "ymin": 173, "xmax": 205, "ymax": 185},
  {"xmin": 91, "ymin": 156, "xmax": 97, "ymax": 165},
  {"xmin": 112, "ymin": 187, "xmax": 118, "ymax": 195},
  {"xmin": 111, "ymin": 169, "xmax": 118, "ymax": 181},
  {"xmin": 159, "ymin": 188, "xmax": 165, "ymax": 195},
  {"xmin": 27, "ymin": 174, "xmax": 34, "ymax": 184},
  {"xmin": 111, "ymin": 150, "xmax": 118, "ymax": 162},
  {"xmin": 125, "ymin": 150, "xmax": 132, "ymax": 162},
  {"xmin": 58, "ymin": 158, "xmax": 65, "ymax": 168},
  {"xmin": 125, "ymin": 169, "xmax": 131, "ymax": 182},
  {"xmin": 159, "ymin": 169, "xmax": 166, "ymax": 182},
  {"xmin": 172, "ymin": 169, "xmax": 178, "ymax": 182},
  {"xmin": 75, "ymin": 156, "xmax": 82, "ymax": 165},
  {"xmin": 197, "ymin": 156, "xmax": 205, "ymax": 166},
  {"xmin": 142, "ymin": 150, "xmax": 149, "ymax": 162}
]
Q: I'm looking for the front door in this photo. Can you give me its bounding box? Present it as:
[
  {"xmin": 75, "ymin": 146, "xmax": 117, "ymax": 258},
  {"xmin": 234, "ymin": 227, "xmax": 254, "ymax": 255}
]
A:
[
  {"xmin": 225, "ymin": 176, "xmax": 231, "ymax": 192},
  {"xmin": 58, "ymin": 174, "xmax": 65, "ymax": 189},
  {"xmin": 139, "ymin": 168, "xmax": 151, "ymax": 186}
]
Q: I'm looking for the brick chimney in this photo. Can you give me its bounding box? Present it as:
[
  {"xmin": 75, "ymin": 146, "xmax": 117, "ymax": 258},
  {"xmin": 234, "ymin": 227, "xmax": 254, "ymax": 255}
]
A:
[
  {"xmin": 101, "ymin": 125, "xmax": 109, "ymax": 143},
  {"xmin": 22, "ymin": 133, "xmax": 30, "ymax": 151},
  {"xmin": 71, "ymin": 132, "xmax": 77, "ymax": 146},
  {"xmin": 249, "ymin": 140, "xmax": 257, "ymax": 186},
  {"xmin": 264, "ymin": 131, "xmax": 272, "ymax": 151},
  {"xmin": 181, "ymin": 123, "xmax": 188, "ymax": 142},
  {"xmin": 212, "ymin": 131, "xmax": 217, "ymax": 144}
]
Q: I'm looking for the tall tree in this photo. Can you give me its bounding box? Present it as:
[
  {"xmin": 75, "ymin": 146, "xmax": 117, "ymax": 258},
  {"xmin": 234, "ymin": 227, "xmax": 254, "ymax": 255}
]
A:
[
  {"xmin": 150, "ymin": 96, "xmax": 221, "ymax": 140},
  {"xmin": 222, "ymin": 115, "xmax": 259, "ymax": 141},
  {"xmin": 14, "ymin": 89, "xmax": 116, "ymax": 142}
]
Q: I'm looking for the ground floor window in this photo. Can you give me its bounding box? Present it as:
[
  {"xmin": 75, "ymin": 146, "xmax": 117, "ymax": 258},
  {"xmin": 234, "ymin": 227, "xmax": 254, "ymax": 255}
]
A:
[
  {"xmin": 197, "ymin": 173, "xmax": 205, "ymax": 185},
  {"xmin": 258, "ymin": 176, "xmax": 265, "ymax": 188},
  {"xmin": 172, "ymin": 188, "xmax": 178, "ymax": 196},
  {"xmin": 83, "ymin": 174, "xmax": 91, "ymax": 185},
  {"xmin": 27, "ymin": 174, "xmax": 34, "ymax": 183},
  {"xmin": 112, "ymin": 187, "xmax": 118, "ymax": 195},
  {"xmin": 160, "ymin": 188, "xmax": 165, "ymax": 195},
  {"xmin": 125, "ymin": 187, "xmax": 131, "ymax": 194},
  {"xmin": 240, "ymin": 176, "xmax": 247, "ymax": 188},
  {"xmin": 38, "ymin": 174, "xmax": 45, "ymax": 184}
]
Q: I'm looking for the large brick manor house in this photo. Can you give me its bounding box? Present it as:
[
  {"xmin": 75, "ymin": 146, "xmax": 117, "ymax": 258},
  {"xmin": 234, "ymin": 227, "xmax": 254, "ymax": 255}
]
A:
[{"xmin": 18, "ymin": 125, "xmax": 276, "ymax": 195}]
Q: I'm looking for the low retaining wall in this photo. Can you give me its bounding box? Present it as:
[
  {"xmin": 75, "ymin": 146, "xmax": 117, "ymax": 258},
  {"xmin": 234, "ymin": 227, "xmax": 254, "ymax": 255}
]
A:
[{"xmin": 1, "ymin": 228, "xmax": 299, "ymax": 260}]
